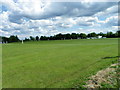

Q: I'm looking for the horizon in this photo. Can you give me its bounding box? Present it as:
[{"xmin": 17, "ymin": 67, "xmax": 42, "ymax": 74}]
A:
[{"xmin": 0, "ymin": 31, "xmax": 118, "ymax": 40}]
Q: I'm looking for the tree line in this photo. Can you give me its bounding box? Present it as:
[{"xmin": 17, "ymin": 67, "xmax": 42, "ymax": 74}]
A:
[
  {"xmin": 1, "ymin": 35, "xmax": 20, "ymax": 43},
  {"xmin": 1, "ymin": 31, "xmax": 119, "ymax": 43}
]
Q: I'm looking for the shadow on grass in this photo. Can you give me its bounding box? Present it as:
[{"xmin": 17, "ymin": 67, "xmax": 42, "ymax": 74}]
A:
[{"xmin": 102, "ymin": 56, "xmax": 120, "ymax": 59}]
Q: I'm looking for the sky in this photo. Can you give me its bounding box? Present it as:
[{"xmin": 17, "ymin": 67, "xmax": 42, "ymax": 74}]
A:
[{"xmin": 0, "ymin": 0, "xmax": 119, "ymax": 39}]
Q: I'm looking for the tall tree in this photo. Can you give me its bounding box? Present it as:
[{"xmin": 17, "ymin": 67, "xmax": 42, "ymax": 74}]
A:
[
  {"xmin": 36, "ymin": 36, "xmax": 39, "ymax": 41},
  {"xmin": 65, "ymin": 34, "xmax": 71, "ymax": 39},
  {"xmin": 2, "ymin": 37, "xmax": 9, "ymax": 43},
  {"xmin": 107, "ymin": 32, "xmax": 113, "ymax": 38},
  {"xmin": 30, "ymin": 36, "xmax": 35, "ymax": 41},
  {"xmin": 71, "ymin": 33, "xmax": 78, "ymax": 39},
  {"xmin": 79, "ymin": 33, "xmax": 87, "ymax": 39},
  {"xmin": 87, "ymin": 32, "xmax": 97, "ymax": 38},
  {"xmin": 9, "ymin": 35, "xmax": 20, "ymax": 42},
  {"xmin": 24, "ymin": 38, "xmax": 30, "ymax": 41}
]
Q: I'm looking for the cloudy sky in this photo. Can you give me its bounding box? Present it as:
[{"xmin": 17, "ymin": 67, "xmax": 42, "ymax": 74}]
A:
[{"xmin": 0, "ymin": 0, "xmax": 118, "ymax": 39}]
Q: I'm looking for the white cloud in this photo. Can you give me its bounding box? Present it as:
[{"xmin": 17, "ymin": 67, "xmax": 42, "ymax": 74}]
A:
[
  {"xmin": 97, "ymin": 15, "xmax": 118, "ymax": 27},
  {"xmin": 1, "ymin": 1, "xmax": 116, "ymax": 23},
  {"xmin": 94, "ymin": 4, "xmax": 118, "ymax": 18},
  {"xmin": 0, "ymin": 1, "xmax": 118, "ymax": 39}
]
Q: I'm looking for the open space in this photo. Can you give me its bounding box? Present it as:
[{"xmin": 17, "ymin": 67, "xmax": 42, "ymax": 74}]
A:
[{"xmin": 2, "ymin": 38, "xmax": 118, "ymax": 88}]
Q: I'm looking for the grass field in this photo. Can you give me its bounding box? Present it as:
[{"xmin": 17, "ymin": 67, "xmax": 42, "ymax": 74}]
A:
[{"xmin": 2, "ymin": 38, "xmax": 118, "ymax": 88}]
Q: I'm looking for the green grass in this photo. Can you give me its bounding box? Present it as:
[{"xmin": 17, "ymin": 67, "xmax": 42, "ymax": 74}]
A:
[
  {"xmin": 2, "ymin": 38, "xmax": 118, "ymax": 88},
  {"xmin": 0, "ymin": 44, "xmax": 2, "ymax": 89}
]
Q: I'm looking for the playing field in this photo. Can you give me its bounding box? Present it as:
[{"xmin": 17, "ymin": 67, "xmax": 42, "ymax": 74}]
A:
[{"xmin": 2, "ymin": 38, "xmax": 118, "ymax": 88}]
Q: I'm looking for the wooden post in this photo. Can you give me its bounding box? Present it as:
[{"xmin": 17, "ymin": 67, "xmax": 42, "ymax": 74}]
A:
[{"xmin": 22, "ymin": 40, "xmax": 24, "ymax": 44}]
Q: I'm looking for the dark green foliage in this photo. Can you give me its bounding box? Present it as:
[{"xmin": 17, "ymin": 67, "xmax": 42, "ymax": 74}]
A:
[
  {"xmin": 30, "ymin": 36, "xmax": 35, "ymax": 41},
  {"xmin": 39, "ymin": 31, "xmax": 118, "ymax": 41},
  {"xmin": 1, "ymin": 35, "xmax": 20, "ymax": 43},
  {"xmin": 9, "ymin": 35, "xmax": 20, "ymax": 42},
  {"xmin": 36, "ymin": 36, "xmax": 39, "ymax": 41},
  {"xmin": 2, "ymin": 37, "xmax": 9, "ymax": 43},
  {"xmin": 71, "ymin": 33, "xmax": 78, "ymax": 39},
  {"xmin": 24, "ymin": 38, "xmax": 30, "ymax": 41},
  {"xmin": 1, "ymin": 31, "xmax": 119, "ymax": 42},
  {"xmin": 65, "ymin": 33, "xmax": 71, "ymax": 39},
  {"xmin": 40, "ymin": 36, "xmax": 49, "ymax": 40},
  {"xmin": 79, "ymin": 33, "xmax": 87, "ymax": 39},
  {"xmin": 87, "ymin": 32, "xmax": 97, "ymax": 38}
]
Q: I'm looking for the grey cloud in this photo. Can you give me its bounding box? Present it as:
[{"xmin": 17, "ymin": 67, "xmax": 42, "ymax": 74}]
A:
[
  {"xmin": 78, "ymin": 22, "xmax": 93, "ymax": 26},
  {"xmin": 5, "ymin": 2, "xmax": 117, "ymax": 23},
  {"xmin": 0, "ymin": 1, "xmax": 118, "ymax": 39}
]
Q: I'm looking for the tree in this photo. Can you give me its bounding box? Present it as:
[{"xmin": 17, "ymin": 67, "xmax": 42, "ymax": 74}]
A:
[
  {"xmin": 30, "ymin": 36, "xmax": 35, "ymax": 41},
  {"xmin": 90, "ymin": 32, "xmax": 97, "ymax": 37},
  {"xmin": 2, "ymin": 37, "xmax": 9, "ymax": 43},
  {"xmin": 24, "ymin": 38, "xmax": 30, "ymax": 41},
  {"xmin": 106, "ymin": 32, "xmax": 113, "ymax": 38},
  {"xmin": 36, "ymin": 36, "xmax": 39, "ymax": 41},
  {"xmin": 55, "ymin": 33, "xmax": 62, "ymax": 40},
  {"xmin": 87, "ymin": 32, "xmax": 97, "ymax": 38},
  {"xmin": 98, "ymin": 32, "xmax": 103, "ymax": 36},
  {"xmin": 65, "ymin": 34, "xmax": 71, "ymax": 39},
  {"xmin": 49, "ymin": 36, "xmax": 53, "ymax": 40},
  {"xmin": 40, "ymin": 36, "xmax": 49, "ymax": 40},
  {"xmin": 118, "ymin": 30, "xmax": 120, "ymax": 37},
  {"xmin": 102, "ymin": 34, "xmax": 107, "ymax": 37},
  {"xmin": 9, "ymin": 35, "xmax": 20, "ymax": 42},
  {"xmin": 40, "ymin": 36, "xmax": 44, "ymax": 40},
  {"xmin": 71, "ymin": 33, "xmax": 78, "ymax": 39},
  {"xmin": 79, "ymin": 33, "xmax": 87, "ymax": 39},
  {"xmin": 116, "ymin": 31, "xmax": 120, "ymax": 37}
]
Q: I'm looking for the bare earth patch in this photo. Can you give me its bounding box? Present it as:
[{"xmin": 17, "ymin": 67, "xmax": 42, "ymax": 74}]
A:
[{"xmin": 83, "ymin": 63, "xmax": 119, "ymax": 88}]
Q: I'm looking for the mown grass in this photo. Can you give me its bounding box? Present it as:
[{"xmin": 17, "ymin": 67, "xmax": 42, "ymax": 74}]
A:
[
  {"xmin": 0, "ymin": 43, "xmax": 2, "ymax": 89},
  {"xmin": 2, "ymin": 38, "xmax": 118, "ymax": 88}
]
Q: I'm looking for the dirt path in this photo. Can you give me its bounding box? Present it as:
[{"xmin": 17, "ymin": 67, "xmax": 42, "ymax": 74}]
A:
[{"xmin": 83, "ymin": 63, "xmax": 119, "ymax": 88}]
